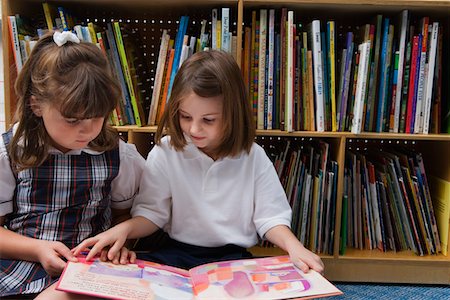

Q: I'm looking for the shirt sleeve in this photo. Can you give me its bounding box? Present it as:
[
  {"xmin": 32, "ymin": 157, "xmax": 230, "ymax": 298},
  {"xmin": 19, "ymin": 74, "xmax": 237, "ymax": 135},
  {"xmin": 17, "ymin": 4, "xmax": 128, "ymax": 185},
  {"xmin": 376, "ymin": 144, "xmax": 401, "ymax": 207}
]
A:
[
  {"xmin": 253, "ymin": 146, "xmax": 292, "ymax": 238},
  {"xmin": 110, "ymin": 140, "xmax": 146, "ymax": 210},
  {"xmin": 130, "ymin": 143, "xmax": 172, "ymax": 228},
  {"xmin": 0, "ymin": 139, "xmax": 15, "ymax": 217}
]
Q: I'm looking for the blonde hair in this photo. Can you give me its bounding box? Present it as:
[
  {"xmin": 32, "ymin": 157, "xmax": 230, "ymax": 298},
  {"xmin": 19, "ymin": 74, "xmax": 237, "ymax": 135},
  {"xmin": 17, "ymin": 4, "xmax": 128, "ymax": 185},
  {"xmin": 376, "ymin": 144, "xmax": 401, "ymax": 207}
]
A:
[
  {"xmin": 9, "ymin": 32, "xmax": 121, "ymax": 170},
  {"xmin": 156, "ymin": 50, "xmax": 255, "ymax": 158}
]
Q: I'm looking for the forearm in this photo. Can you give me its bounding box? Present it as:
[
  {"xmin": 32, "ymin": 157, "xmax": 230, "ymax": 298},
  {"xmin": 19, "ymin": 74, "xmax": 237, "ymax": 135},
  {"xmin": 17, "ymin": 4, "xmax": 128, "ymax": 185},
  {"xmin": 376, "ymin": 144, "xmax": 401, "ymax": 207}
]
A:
[
  {"xmin": 0, "ymin": 226, "xmax": 41, "ymax": 262},
  {"xmin": 115, "ymin": 216, "xmax": 160, "ymax": 240},
  {"xmin": 264, "ymin": 225, "xmax": 304, "ymax": 252}
]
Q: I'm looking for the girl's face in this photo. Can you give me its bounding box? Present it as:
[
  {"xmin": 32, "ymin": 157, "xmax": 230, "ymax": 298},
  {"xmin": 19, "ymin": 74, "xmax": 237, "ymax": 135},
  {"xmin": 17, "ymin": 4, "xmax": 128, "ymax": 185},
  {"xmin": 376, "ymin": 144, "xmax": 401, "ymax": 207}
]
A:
[
  {"xmin": 178, "ymin": 91, "xmax": 223, "ymax": 159},
  {"xmin": 31, "ymin": 97, "xmax": 104, "ymax": 153}
]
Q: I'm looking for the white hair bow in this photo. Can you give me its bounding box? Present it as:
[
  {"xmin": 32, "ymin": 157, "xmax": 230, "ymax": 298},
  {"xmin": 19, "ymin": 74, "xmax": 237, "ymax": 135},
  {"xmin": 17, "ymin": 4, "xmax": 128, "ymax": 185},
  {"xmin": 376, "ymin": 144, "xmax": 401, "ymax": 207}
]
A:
[{"xmin": 53, "ymin": 31, "xmax": 80, "ymax": 47}]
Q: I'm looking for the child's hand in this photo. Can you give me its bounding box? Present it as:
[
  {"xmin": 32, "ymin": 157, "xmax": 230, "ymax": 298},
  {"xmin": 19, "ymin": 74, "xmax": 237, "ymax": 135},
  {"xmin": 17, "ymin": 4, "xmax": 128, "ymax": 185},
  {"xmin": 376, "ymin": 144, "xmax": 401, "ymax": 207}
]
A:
[
  {"xmin": 36, "ymin": 240, "xmax": 78, "ymax": 277},
  {"xmin": 100, "ymin": 246, "xmax": 137, "ymax": 265},
  {"xmin": 72, "ymin": 226, "xmax": 128, "ymax": 262},
  {"xmin": 288, "ymin": 244, "xmax": 324, "ymax": 274}
]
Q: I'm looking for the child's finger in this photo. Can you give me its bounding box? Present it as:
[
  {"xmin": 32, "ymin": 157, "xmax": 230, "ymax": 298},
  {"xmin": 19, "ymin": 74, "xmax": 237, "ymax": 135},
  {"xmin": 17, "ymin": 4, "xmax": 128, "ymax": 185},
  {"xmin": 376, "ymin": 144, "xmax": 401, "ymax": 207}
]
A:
[{"xmin": 57, "ymin": 245, "xmax": 78, "ymax": 262}]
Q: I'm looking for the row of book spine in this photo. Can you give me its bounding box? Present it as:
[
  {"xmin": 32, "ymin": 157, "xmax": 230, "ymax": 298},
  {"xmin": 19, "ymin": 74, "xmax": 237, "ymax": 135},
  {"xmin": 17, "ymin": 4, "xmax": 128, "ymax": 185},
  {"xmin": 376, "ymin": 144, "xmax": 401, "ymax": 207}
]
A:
[
  {"xmin": 241, "ymin": 9, "xmax": 444, "ymax": 134},
  {"xmin": 341, "ymin": 148, "xmax": 441, "ymax": 256},
  {"xmin": 260, "ymin": 138, "xmax": 339, "ymax": 255},
  {"xmin": 8, "ymin": 2, "xmax": 148, "ymax": 126},
  {"xmin": 148, "ymin": 8, "xmax": 236, "ymax": 126}
]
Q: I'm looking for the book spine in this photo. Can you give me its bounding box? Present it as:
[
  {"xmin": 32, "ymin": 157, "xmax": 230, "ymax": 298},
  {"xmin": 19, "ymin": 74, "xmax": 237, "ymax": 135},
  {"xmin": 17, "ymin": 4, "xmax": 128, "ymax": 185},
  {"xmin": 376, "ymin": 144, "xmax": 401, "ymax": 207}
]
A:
[
  {"xmin": 106, "ymin": 23, "xmax": 135, "ymax": 125},
  {"xmin": 393, "ymin": 10, "xmax": 409, "ymax": 133},
  {"xmin": 310, "ymin": 20, "xmax": 325, "ymax": 132},
  {"xmin": 7, "ymin": 16, "xmax": 23, "ymax": 73},
  {"xmin": 113, "ymin": 22, "xmax": 142, "ymax": 126},
  {"xmin": 257, "ymin": 9, "xmax": 267, "ymax": 130},
  {"xmin": 405, "ymin": 35, "xmax": 420, "ymax": 133},
  {"xmin": 285, "ymin": 11, "xmax": 294, "ymax": 132},
  {"xmin": 422, "ymin": 22, "xmax": 439, "ymax": 134},
  {"xmin": 351, "ymin": 41, "xmax": 371, "ymax": 134},
  {"xmin": 167, "ymin": 15, "xmax": 189, "ymax": 100},
  {"xmin": 327, "ymin": 21, "xmax": 337, "ymax": 132},
  {"xmin": 149, "ymin": 30, "xmax": 170, "ymax": 125},
  {"xmin": 57, "ymin": 7, "xmax": 69, "ymax": 31},
  {"xmin": 221, "ymin": 8, "xmax": 230, "ymax": 52},
  {"xmin": 267, "ymin": 9, "xmax": 275, "ymax": 130},
  {"xmin": 42, "ymin": 2, "xmax": 54, "ymax": 30}
]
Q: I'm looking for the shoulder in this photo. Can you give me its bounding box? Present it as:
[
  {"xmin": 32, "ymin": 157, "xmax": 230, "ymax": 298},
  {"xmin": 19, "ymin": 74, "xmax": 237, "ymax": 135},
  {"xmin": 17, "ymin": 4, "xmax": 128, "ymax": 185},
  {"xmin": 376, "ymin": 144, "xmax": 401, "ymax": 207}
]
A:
[
  {"xmin": 248, "ymin": 142, "xmax": 271, "ymax": 162},
  {"xmin": 118, "ymin": 139, "xmax": 144, "ymax": 161}
]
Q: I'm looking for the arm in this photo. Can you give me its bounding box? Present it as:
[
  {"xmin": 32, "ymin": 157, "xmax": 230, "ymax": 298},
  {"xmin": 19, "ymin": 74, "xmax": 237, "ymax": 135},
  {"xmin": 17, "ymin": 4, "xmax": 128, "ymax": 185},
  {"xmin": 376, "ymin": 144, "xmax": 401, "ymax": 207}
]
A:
[
  {"xmin": 265, "ymin": 225, "xmax": 324, "ymax": 274},
  {"xmin": 0, "ymin": 217, "xmax": 77, "ymax": 276}
]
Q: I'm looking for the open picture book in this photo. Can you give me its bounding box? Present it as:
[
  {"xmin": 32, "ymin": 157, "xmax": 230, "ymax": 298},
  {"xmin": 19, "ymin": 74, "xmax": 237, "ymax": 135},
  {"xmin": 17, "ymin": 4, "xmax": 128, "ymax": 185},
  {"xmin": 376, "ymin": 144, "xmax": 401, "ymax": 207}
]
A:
[{"xmin": 57, "ymin": 255, "xmax": 342, "ymax": 299}]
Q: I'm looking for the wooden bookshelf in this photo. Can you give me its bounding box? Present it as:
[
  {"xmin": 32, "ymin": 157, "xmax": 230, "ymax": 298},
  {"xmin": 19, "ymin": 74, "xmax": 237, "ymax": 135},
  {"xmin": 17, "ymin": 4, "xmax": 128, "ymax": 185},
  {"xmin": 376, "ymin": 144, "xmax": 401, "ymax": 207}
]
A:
[{"xmin": 2, "ymin": 0, "xmax": 449, "ymax": 284}]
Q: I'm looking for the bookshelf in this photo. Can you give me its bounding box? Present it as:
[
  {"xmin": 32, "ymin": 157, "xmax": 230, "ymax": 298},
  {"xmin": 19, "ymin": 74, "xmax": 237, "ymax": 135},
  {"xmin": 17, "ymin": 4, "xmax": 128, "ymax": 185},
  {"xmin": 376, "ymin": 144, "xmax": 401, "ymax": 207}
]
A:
[{"xmin": 2, "ymin": 0, "xmax": 449, "ymax": 284}]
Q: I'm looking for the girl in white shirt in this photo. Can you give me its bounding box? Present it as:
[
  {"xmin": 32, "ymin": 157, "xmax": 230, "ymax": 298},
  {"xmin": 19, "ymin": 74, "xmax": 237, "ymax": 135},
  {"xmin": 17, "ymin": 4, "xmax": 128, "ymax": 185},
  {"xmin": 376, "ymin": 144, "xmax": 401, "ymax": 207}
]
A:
[{"xmin": 75, "ymin": 50, "xmax": 324, "ymax": 274}]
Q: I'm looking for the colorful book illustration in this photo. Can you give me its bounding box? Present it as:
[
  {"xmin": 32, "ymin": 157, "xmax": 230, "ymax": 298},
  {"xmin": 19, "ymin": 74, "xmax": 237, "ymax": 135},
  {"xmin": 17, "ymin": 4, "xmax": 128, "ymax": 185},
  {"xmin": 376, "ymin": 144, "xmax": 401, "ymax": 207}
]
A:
[{"xmin": 57, "ymin": 256, "xmax": 342, "ymax": 300}]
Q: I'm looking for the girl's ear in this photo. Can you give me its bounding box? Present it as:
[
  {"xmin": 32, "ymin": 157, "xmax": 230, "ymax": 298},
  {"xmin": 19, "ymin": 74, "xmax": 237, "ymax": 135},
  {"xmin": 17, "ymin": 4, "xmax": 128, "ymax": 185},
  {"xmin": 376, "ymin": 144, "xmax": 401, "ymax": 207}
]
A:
[{"xmin": 30, "ymin": 96, "xmax": 42, "ymax": 117}]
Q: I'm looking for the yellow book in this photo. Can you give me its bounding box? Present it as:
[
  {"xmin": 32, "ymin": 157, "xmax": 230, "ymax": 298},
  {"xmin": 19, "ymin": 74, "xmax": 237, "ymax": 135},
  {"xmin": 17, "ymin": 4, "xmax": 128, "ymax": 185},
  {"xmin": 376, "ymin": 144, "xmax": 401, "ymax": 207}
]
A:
[
  {"xmin": 328, "ymin": 21, "xmax": 337, "ymax": 131},
  {"xmin": 216, "ymin": 20, "xmax": 222, "ymax": 50},
  {"xmin": 42, "ymin": 2, "xmax": 56, "ymax": 30},
  {"xmin": 430, "ymin": 176, "xmax": 450, "ymax": 256},
  {"xmin": 88, "ymin": 22, "xmax": 98, "ymax": 44}
]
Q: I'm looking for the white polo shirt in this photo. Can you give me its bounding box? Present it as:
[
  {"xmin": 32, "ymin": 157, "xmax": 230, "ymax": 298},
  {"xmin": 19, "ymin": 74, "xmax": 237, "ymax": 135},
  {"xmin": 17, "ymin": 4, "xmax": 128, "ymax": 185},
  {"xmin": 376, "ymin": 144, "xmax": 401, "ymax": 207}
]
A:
[{"xmin": 131, "ymin": 136, "xmax": 292, "ymax": 248}]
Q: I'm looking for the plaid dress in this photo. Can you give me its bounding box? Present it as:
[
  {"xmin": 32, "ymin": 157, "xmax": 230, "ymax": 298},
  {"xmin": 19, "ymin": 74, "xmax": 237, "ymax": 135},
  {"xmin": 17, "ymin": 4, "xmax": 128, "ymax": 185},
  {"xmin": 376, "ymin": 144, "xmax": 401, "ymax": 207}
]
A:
[{"xmin": 0, "ymin": 129, "xmax": 120, "ymax": 296}]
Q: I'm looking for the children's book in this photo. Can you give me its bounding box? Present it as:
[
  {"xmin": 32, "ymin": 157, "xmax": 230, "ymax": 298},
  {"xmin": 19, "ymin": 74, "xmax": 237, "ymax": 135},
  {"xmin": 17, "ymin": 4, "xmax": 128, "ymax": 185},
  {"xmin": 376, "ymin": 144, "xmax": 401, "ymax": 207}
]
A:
[{"xmin": 57, "ymin": 255, "xmax": 342, "ymax": 300}]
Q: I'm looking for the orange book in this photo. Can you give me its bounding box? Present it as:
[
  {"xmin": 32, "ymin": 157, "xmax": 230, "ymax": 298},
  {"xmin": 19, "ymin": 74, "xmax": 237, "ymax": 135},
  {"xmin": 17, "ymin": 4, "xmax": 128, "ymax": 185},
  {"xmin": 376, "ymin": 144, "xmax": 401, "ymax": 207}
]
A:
[{"xmin": 157, "ymin": 48, "xmax": 175, "ymax": 124}]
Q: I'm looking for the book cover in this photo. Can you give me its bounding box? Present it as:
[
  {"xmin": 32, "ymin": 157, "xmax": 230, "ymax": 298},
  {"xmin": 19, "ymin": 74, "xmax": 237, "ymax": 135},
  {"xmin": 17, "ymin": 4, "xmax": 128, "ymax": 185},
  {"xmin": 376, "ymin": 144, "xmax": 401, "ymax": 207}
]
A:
[{"xmin": 57, "ymin": 255, "xmax": 342, "ymax": 300}]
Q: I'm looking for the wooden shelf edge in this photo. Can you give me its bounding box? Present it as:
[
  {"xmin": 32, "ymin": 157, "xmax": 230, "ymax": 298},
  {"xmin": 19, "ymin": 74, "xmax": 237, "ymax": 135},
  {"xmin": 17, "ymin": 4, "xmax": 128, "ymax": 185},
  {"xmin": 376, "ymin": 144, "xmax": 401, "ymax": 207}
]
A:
[
  {"xmin": 114, "ymin": 126, "xmax": 450, "ymax": 140},
  {"xmin": 324, "ymin": 257, "xmax": 450, "ymax": 284}
]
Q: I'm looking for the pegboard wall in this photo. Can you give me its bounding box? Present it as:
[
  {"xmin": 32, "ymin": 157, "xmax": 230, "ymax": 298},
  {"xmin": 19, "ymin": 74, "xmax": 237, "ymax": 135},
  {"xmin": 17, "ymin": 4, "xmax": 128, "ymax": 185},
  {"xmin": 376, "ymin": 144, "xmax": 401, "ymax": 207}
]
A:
[{"xmin": 74, "ymin": 6, "xmax": 238, "ymax": 122}]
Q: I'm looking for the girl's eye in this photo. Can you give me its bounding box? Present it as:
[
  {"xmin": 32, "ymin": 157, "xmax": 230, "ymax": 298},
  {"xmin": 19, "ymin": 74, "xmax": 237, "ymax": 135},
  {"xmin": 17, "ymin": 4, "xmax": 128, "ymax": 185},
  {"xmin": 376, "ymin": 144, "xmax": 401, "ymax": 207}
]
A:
[
  {"xmin": 204, "ymin": 118, "xmax": 214, "ymax": 123},
  {"xmin": 65, "ymin": 118, "xmax": 80, "ymax": 125},
  {"xmin": 180, "ymin": 114, "xmax": 191, "ymax": 120}
]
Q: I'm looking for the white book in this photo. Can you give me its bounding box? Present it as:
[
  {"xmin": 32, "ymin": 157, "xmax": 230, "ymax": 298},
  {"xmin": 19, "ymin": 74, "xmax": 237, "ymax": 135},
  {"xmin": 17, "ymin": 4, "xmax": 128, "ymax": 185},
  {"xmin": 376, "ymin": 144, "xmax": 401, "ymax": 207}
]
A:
[
  {"xmin": 393, "ymin": 10, "xmax": 409, "ymax": 133},
  {"xmin": 179, "ymin": 44, "xmax": 190, "ymax": 69},
  {"xmin": 257, "ymin": 9, "xmax": 267, "ymax": 130},
  {"xmin": 148, "ymin": 30, "xmax": 170, "ymax": 125},
  {"xmin": 8, "ymin": 16, "xmax": 23, "ymax": 72},
  {"xmin": 310, "ymin": 20, "xmax": 325, "ymax": 132},
  {"xmin": 211, "ymin": 8, "xmax": 218, "ymax": 50},
  {"xmin": 351, "ymin": 41, "xmax": 371, "ymax": 134},
  {"xmin": 422, "ymin": 22, "xmax": 439, "ymax": 134},
  {"xmin": 188, "ymin": 36, "xmax": 196, "ymax": 57},
  {"xmin": 221, "ymin": 8, "xmax": 230, "ymax": 52},
  {"xmin": 74, "ymin": 25, "xmax": 84, "ymax": 41},
  {"xmin": 414, "ymin": 18, "xmax": 429, "ymax": 133},
  {"xmin": 285, "ymin": 11, "xmax": 294, "ymax": 132},
  {"xmin": 267, "ymin": 9, "xmax": 275, "ymax": 130}
]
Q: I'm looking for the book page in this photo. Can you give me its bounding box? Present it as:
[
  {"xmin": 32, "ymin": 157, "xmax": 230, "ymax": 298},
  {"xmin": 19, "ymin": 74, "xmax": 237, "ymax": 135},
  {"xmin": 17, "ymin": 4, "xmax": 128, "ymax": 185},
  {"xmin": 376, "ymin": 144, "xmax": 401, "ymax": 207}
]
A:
[
  {"xmin": 57, "ymin": 257, "xmax": 193, "ymax": 300},
  {"xmin": 189, "ymin": 256, "xmax": 342, "ymax": 299}
]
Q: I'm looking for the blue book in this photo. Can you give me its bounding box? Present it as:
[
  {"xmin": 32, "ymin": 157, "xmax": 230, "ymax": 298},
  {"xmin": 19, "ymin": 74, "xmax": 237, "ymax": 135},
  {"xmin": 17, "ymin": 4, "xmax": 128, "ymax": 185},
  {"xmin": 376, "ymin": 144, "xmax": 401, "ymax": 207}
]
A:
[
  {"xmin": 167, "ymin": 15, "xmax": 189, "ymax": 101},
  {"xmin": 376, "ymin": 18, "xmax": 390, "ymax": 132}
]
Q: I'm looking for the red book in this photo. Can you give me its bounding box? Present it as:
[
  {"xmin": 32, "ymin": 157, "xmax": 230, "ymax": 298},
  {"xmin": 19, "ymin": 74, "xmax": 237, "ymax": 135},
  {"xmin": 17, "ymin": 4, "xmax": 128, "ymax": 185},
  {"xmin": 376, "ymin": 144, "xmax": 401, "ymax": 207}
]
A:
[{"xmin": 405, "ymin": 35, "xmax": 420, "ymax": 133}]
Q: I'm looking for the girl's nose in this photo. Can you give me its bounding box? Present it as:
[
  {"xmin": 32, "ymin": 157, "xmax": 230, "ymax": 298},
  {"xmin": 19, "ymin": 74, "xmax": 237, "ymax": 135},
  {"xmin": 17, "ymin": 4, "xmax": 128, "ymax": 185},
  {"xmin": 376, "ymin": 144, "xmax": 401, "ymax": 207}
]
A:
[
  {"xmin": 79, "ymin": 119, "xmax": 93, "ymax": 133},
  {"xmin": 190, "ymin": 121, "xmax": 202, "ymax": 135}
]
